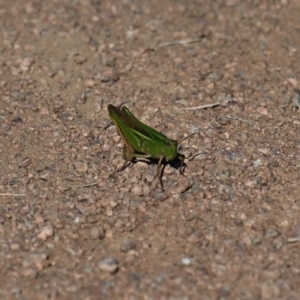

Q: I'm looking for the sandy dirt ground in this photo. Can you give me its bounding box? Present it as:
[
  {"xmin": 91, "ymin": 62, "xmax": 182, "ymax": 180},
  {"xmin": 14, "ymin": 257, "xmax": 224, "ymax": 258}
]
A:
[{"xmin": 1, "ymin": 0, "xmax": 300, "ymax": 299}]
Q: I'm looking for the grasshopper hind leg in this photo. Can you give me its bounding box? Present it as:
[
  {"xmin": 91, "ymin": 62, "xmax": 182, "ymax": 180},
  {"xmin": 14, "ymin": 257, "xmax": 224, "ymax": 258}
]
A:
[
  {"xmin": 115, "ymin": 160, "xmax": 135, "ymax": 173},
  {"xmin": 117, "ymin": 145, "xmax": 137, "ymax": 172},
  {"xmin": 110, "ymin": 145, "xmax": 136, "ymax": 177}
]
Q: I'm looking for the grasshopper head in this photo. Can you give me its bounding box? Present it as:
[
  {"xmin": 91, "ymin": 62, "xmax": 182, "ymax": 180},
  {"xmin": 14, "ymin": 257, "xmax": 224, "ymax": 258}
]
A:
[
  {"xmin": 164, "ymin": 141, "xmax": 185, "ymax": 173},
  {"xmin": 164, "ymin": 140, "xmax": 180, "ymax": 161}
]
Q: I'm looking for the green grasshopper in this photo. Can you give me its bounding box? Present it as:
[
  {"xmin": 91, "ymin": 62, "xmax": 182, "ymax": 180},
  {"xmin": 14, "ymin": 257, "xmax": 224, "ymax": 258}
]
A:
[{"xmin": 107, "ymin": 104, "xmax": 185, "ymax": 190}]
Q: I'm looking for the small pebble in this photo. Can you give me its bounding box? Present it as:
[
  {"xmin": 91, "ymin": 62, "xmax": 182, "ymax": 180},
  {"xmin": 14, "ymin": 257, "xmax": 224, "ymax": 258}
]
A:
[
  {"xmin": 187, "ymin": 232, "xmax": 200, "ymax": 244},
  {"xmin": 245, "ymin": 179, "xmax": 257, "ymax": 188},
  {"xmin": 131, "ymin": 185, "xmax": 143, "ymax": 196},
  {"xmin": 90, "ymin": 226, "xmax": 106, "ymax": 240},
  {"xmin": 106, "ymin": 207, "xmax": 113, "ymax": 217},
  {"xmin": 31, "ymin": 253, "xmax": 49, "ymax": 270},
  {"xmin": 180, "ymin": 257, "xmax": 192, "ymax": 266},
  {"xmin": 112, "ymin": 135, "xmax": 121, "ymax": 143},
  {"xmin": 84, "ymin": 79, "xmax": 95, "ymax": 87},
  {"xmin": 39, "ymin": 107, "xmax": 49, "ymax": 115},
  {"xmin": 10, "ymin": 242, "xmax": 21, "ymax": 251},
  {"xmin": 253, "ymin": 159, "xmax": 263, "ymax": 167},
  {"xmin": 22, "ymin": 268, "xmax": 38, "ymax": 279},
  {"xmin": 73, "ymin": 162, "xmax": 88, "ymax": 173},
  {"xmin": 264, "ymin": 228, "xmax": 280, "ymax": 238},
  {"xmin": 125, "ymin": 250, "xmax": 139, "ymax": 263},
  {"xmin": 19, "ymin": 57, "xmax": 34, "ymax": 72},
  {"xmin": 258, "ymin": 148, "xmax": 270, "ymax": 155},
  {"xmin": 35, "ymin": 216, "xmax": 45, "ymax": 225},
  {"xmin": 288, "ymin": 77, "xmax": 298, "ymax": 87},
  {"xmin": 39, "ymin": 171, "xmax": 50, "ymax": 181},
  {"xmin": 98, "ymin": 257, "xmax": 119, "ymax": 274},
  {"xmin": 37, "ymin": 225, "xmax": 54, "ymax": 241},
  {"xmin": 20, "ymin": 206, "xmax": 30, "ymax": 215},
  {"xmin": 0, "ymin": 123, "xmax": 11, "ymax": 131},
  {"xmin": 120, "ymin": 236, "xmax": 136, "ymax": 252},
  {"xmin": 18, "ymin": 158, "xmax": 32, "ymax": 168},
  {"xmin": 87, "ymin": 215, "xmax": 99, "ymax": 223},
  {"xmin": 257, "ymin": 107, "xmax": 268, "ymax": 115},
  {"xmin": 170, "ymin": 177, "xmax": 191, "ymax": 194}
]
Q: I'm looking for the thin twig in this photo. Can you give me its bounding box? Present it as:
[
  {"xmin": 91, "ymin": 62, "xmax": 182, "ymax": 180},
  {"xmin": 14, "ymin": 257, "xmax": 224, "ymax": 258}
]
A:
[
  {"xmin": 180, "ymin": 212, "xmax": 203, "ymax": 222},
  {"xmin": 287, "ymin": 237, "xmax": 300, "ymax": 243},
  {"xmin": 0, "ymin": 193, "xmax": 26, "ymax": 196},
  {"xmin": 187, "ymin": 152, "xmax": 204, "ymax": 161},
  {"xmin": 183, "ymin": 102, "xmax": 220, "ymax": 110},
  {"xmin": 226, "ymin": 115, "xmax": 254, "ymax": 126},
  {"xmin": 158, "ymin": 37, "xmax": 204, "ymax": 49},
  {"xmin": 68, "ymin": 182, "xmax": 98, "ymax": 189},
  {"xmin": 178, "ymin": 132, "xmax": 199, "ymax": 143}
]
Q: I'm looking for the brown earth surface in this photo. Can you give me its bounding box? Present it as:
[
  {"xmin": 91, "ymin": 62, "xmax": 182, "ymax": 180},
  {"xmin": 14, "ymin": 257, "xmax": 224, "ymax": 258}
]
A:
[{"xmin": 1, "ymin": 0, "xmax": 300, "ymax": 299}]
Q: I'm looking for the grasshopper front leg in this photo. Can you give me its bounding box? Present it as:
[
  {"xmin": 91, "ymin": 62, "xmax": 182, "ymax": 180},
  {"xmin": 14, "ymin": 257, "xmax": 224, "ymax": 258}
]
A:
[
  {"xmin": 131, "ymin": 154, "xmax": 165, "ymax": 191},
  {"xmin": 156, "ymin": 156, "xmax": 165, "ymax": 191},
  {"xmin": 177, "ymin": 153, "xmax": 185, "ymax": 175}
]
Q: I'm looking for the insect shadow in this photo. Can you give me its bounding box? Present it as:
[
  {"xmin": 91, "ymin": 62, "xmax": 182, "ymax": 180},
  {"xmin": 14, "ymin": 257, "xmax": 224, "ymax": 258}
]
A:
[{"xmin": 113, "ymin": 155, "xmax": 186, "ymax": 191}]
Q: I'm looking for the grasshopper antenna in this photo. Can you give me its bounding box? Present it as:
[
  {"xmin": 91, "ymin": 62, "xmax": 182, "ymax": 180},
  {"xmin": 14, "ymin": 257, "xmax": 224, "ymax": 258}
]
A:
[{"xmin": 178, "ymin": 132, "xmax": 199, "ymax": 144}]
